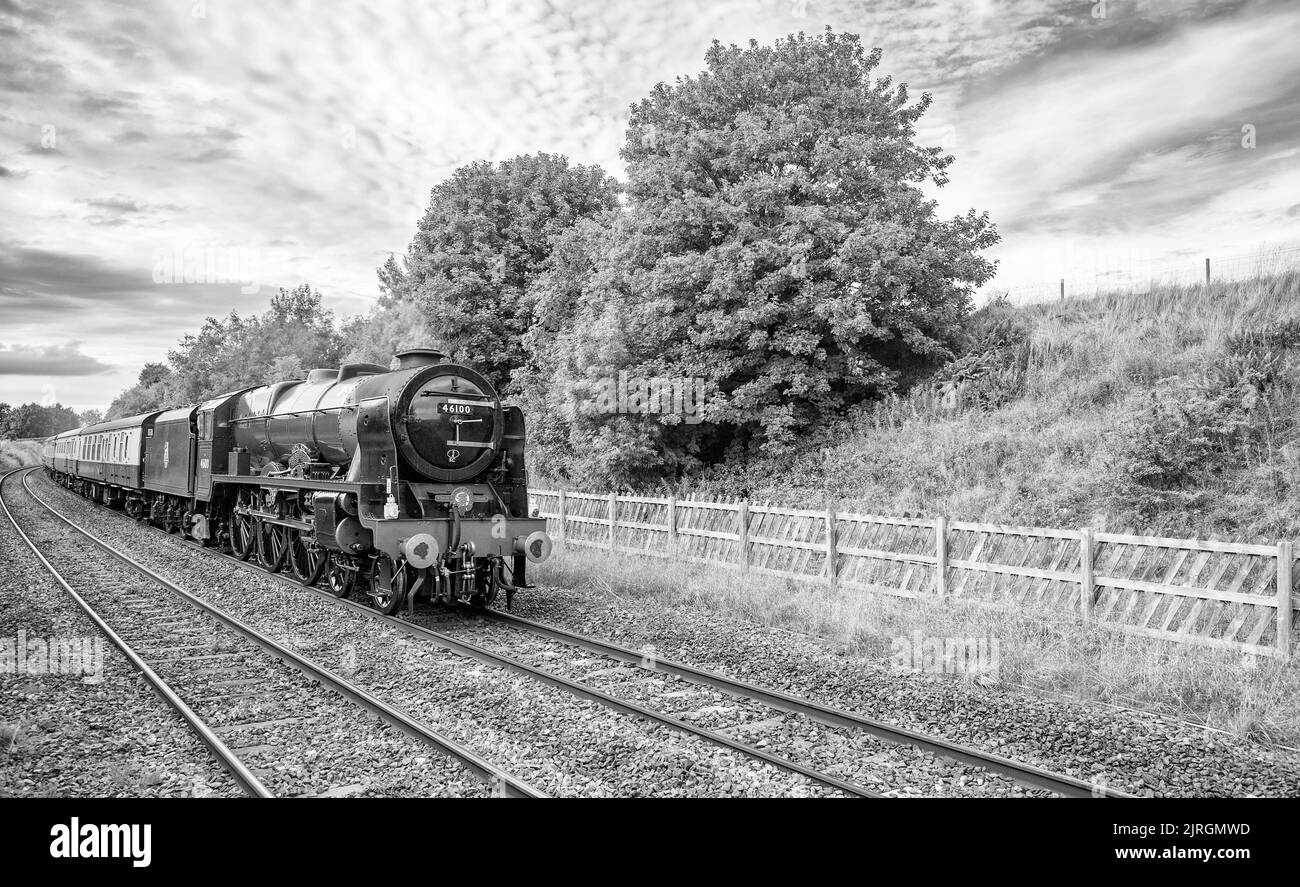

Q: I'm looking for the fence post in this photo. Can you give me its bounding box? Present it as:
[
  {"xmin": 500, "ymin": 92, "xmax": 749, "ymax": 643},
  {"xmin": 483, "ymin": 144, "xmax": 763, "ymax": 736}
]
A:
[
  {"xmin": 557, "ymin": 490, "xmax": 567, "ymax": 548},
  {"xmin": 738, "ymin": 499, "xmax": 750, "ymax": 572},
  {"xmin": 1205, "ymin": 257, "xmax": 1211, "ymax": 285},
  {"xmin": 1277, "ymin": 540, "xmax": 1293, "ymax": 661},
  {"xmin": 1079, "ymin": 527, "xmax": 1095, "ymax": 622},
  {"xmin": 934, "ymin": 515, "xmax": 948, "ymax": 597},
  {"xmin": 667, "ymin": 494, "xmax": 677, "ymax": 554},
  {"xmin": 608, "ymin": 491, "xmax": 617, "ymax": 552},
  {"xmin": 1059, "ymin": 278, "xmax": 1064, "ymax": 300},
  {"xmin": 825, "ymin": 505, "xmax": 838, "ymax": 589}
]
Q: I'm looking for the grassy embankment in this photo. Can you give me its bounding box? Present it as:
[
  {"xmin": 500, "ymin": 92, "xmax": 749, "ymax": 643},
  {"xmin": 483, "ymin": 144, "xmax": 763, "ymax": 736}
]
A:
[
  {"xmin": 535, "ymin": 264, "xmax": 1300, "ymax": 745},
  {"xmin": 0, "ymin": 440, "xmax": 43, "ymax": 472}
]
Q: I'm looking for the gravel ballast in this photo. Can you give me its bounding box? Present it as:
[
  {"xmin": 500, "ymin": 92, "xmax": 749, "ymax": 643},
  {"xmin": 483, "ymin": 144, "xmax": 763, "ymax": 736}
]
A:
[
  {"xmin": 418, "ymin": 611, "xmax": 1040, "ymax": 796},
  {"xmin": 506, "ymin": 574, "xmax": 1300, "ymax": 797},
  {"xmin": 29, "ymin": 473, "xmax": 846, "ymax": 797},
  {"xmin": 31, "ymin": 469, "xmax": 1300, "ymax": 796},
  {"xmin": 2, "ymin": 473, "xmax": 239, "ymax": 798},
  {"xmin": 7, "ymin": 472, "xmax": 489, "ymax": 798}
]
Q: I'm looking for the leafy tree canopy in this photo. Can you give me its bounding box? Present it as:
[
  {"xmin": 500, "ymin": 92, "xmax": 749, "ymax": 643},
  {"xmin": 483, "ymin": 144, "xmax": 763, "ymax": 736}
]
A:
[
  {"xmin": 529, "ymin": 29, "xmax": 999, "ymax": 485},
  {"xmin": 0, "ymin": 402, "xmax": 81, "ymax": 438},
  {"xmin": 377, "ymin": 152, "xmax": 621, "ymax": 391},
  {"xmin": 106, "ymin": 285, "xmax": 343, "ymax": 418}
]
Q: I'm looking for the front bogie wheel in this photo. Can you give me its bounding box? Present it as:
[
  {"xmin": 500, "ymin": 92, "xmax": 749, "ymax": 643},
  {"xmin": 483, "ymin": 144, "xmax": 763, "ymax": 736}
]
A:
[
  {"xmin": 325, "ymin": 555, "xmax": 356, "ymax": 599},
  {"xmin": 370, "ymin": 556, "xmax": 410, "ymax": 616}
]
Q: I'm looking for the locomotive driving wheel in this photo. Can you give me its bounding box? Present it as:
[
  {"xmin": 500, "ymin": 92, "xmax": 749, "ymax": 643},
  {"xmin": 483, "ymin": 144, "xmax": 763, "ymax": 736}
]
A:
[
  {"xmin": 288, "ymin": 531, "xmax": 326, "ymax": 586},
  {"xmin": 257, "ymin": 522, "xmax": 290, "ymax": 573},
  {"xmin": 369, "ymin": 555, "xmax": 411, "ymax": 616},
  {"xmin": 230, "ymin": 511, "xmax": 255, "ymax": 561}
]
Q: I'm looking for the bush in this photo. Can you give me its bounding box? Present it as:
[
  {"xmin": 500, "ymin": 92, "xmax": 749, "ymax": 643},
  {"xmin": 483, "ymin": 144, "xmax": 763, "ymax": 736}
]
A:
[
  {"xmin": 1103, "ymin": 346, "xmax": 1289, "ymax": 519},
  {"xmin": 1224, "ymin": 317, "xmax": 1300, "ymax": 355}
]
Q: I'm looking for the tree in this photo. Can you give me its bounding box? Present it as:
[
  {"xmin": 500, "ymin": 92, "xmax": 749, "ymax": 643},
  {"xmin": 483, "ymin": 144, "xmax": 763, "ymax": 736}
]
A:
[
  {"xmin": 530, "ymin": 29, "xmax": 999, "ymax": 485},
  {"xmin": 106, "ymin": 363, "xmax": 175, "ymax": 419},
  {"xmin": 0, "ymin": 402, "xmax": 80, "ymax": 438},
  {"xmin": 378, "ymin": 153, "xmax": 621, "ymax": 392},
  {"xmin": 105, "ymin": 285, "xmax": 344, "ymax": 417},
  {"xmin": 164, "ymin": 285, "xmax": 342, "ymax": 405},
  {"xmin": 339, "ymin": 299, "xmax": 429, "ymax": 368},
  {"xmin": 78, "ymin": 408, "xmax": 103, "ymax": 426}
]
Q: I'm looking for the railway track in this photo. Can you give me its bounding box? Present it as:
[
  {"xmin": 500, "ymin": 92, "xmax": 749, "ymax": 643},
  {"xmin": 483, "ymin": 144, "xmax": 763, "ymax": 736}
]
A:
[
  {"xmin": 472, "ymin": 610, "xmax": 1130, "ymax": 798},
  {"xmin": 25, "ymin": 467, "xmax": 1131, "ymax": 798},
  {"xmin": 22, "ymin": 470, "xmax": 874, "ymax": 798},
  {"xmin": 3, "ymin": 468, "xmax": 543, "ymax": 798}
]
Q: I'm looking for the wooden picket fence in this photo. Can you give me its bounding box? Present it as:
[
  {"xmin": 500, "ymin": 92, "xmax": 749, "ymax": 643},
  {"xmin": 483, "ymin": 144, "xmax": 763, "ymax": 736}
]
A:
[{"xmin": 529, "ymin": 490, "xmax": 1298, "ymax": 661}]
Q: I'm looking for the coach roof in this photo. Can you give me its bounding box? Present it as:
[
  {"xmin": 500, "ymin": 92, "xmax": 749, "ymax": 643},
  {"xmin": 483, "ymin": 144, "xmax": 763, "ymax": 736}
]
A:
[
  {"xmin": 155, "ymin": 406, "xmax": 196, "ymax": 424},
  {"xmin": 78, "ymin": 411, "xmax": 164, "ymax": 435}
]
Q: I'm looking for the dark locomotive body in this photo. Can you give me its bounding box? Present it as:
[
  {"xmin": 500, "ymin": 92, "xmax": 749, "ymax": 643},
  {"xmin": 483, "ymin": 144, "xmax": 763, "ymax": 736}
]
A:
[{"xmin": 42, "ymin": 348, "xmax": 552, "ymax": 613}]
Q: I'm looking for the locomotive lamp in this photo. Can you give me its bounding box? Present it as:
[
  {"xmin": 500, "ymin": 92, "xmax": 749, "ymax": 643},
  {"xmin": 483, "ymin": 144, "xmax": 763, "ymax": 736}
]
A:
[{"xmin": 383, "ymin": 465, "xmax": 400, "ymax": 519}]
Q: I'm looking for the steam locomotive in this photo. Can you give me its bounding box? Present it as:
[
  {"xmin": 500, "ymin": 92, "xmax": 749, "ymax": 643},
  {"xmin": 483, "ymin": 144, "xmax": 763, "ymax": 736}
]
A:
[{"xmin": 41, "ymin": 348, "xmax": 552, "ymax": 614}]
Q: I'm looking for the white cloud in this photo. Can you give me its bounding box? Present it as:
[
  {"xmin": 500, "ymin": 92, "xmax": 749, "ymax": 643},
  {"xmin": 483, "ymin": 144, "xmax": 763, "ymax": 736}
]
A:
[{"xmin": 1, "ymin": 0, "xmax": 1298, "ymax": 402}]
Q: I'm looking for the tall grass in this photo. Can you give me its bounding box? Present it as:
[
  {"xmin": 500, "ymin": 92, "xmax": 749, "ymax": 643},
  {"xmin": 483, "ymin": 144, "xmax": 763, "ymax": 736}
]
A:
[
  {"xmin": 0, "ymin": 440, "xmax": 43, "ymax": 471},
  {"xmin": 695, "ymin": 268, "xmax": 1300, "ymax": 541}
]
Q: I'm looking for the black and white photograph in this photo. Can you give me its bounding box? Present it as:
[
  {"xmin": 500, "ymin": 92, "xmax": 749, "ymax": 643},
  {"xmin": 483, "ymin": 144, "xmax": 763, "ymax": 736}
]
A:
[{"xmin": 1, "ymin": 0, "xmax": 1297, "ymax": 863}]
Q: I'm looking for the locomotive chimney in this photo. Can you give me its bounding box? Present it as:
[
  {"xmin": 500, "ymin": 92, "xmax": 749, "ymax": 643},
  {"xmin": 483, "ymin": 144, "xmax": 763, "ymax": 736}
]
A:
[{"xmin": 395, "ymin": 347, "xmax": 445, "ymax": 370}]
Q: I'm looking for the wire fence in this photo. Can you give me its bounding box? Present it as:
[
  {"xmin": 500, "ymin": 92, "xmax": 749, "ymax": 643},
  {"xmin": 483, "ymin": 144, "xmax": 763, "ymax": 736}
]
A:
[{"xmin": 982, "ymin": 245, "xmax": 1300, "ymax": 305}]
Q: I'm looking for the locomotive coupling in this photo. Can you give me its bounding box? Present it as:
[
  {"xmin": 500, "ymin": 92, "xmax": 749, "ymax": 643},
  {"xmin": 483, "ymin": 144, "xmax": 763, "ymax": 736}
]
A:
[{"xmin": 516, "ymin": 530, "xmax": 553, "ymax": 563}]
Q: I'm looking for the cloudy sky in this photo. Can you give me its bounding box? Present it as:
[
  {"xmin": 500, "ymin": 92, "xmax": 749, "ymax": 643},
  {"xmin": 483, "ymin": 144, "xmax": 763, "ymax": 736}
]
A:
[{"xmin": 2, "ymin": 0, "xmax": 1298, "ymax": 411}]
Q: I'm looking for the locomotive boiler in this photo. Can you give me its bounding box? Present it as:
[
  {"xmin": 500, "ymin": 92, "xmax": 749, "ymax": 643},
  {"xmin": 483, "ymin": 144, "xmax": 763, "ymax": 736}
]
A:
[{"xmin": 43, "ymin": 347, "xmax": 552, "ymax": 615}]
